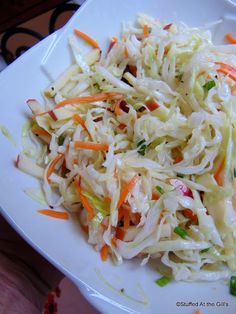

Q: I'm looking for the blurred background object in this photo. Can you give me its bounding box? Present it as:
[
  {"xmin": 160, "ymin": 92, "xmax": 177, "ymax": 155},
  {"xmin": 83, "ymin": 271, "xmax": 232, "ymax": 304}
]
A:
[
  {"xmin": 0, "ymin": 1, "xmax": 100, "ymax": 313},
  {"xmin": 0, "ymin": 0, "xmax": 85, "ymax": 67}
]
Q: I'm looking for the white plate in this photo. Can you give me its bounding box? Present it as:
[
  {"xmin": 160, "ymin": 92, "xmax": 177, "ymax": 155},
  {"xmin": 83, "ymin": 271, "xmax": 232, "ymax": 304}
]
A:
[{"xmin": 1, "ymin": 0, "xmax": 236, "ymax": 313}]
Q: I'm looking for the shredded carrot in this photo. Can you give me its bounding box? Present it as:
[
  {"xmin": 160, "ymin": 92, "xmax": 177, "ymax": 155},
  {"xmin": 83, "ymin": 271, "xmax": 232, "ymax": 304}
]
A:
[
  {"xmin": 194, "ymin": 310, "xmax": 201, "ymax": 314},
  {"xmin": 164, "ymin": 47, "xmax": 169, "ymax": 56},
  {"xmin": 76, "ymin": 180, "xmax": 94, "ymax": 221},
  {"xmin": 73, "ymin": 159, "xmax": 79, "ymax": 165},
  {"xmin": 111, "ymin": 236, "xmax": 117, "ymax": 247},
  {"xmin": 108, "ymin": 36, "xmax": 118, "ymax": 53},
  {"xmin": 47, "ymin": 153, "xmax": 64, "ymax": 180},
  {"xmin": 100, "ymin": 244, "xmax": 109, "ymax": 261},
  {"xmin": 74, "ymin": 141, "xmax": 109, "ymax": 151},
  {"xmin": 145, "ymin": 98, "xmax": 159, "ymax": 111},
  {"xmin": 132, "ymin": 212, "xmax": 141, "ymax": 225},
  {"xmin": 114, "ymin": 99, "xmax": 122, "ymax": 116},
  {"xmin": 101, "ymin": 223, "xmax": 108, "ymax": 231},
  {"xmin": 37, "ymin": 209, "xmax": 69, "ymax": 220},
  {"xmin": 124, "ymin": 46, "xmax": 129, "ymax": 58},
  {"xmin": 79, "ymin": 221, "xmax": 89, "ymax": 233},
  {"xmin": 78, "ymin": 214, "xmax": 89, "ymax": 233},
  {"xmin": 104, "ymin": 196, "xmax": 111, "ymax": 203},
  {"xmin": 143, "ymin": 24, "xmax": 149, "ymax": 38},
  {"xmin": 225, "ymin": 33, "xmax": 236, "ymax": 44},
  {"xmin": 116, "ymin": 227, "xmax": 125, "ymax": 240},
  {"xmin": 117, "ymin": 175, "xmax": 139, "ymax": 209},
  {"xmin": 123, "ymin": 206, "xmax": 130, "ymax": 230},
  {"xmin": 118, "ymin": 207, "xmax": 124, "ymax": 222},
  {"xmin": 128, "ymin": 64, "xmax": 137, "ymax": 77},
  {"xmin": 152, "ymin": 192, "xmax": 160, "ymax": 200},
  {"xmin": 74, "ymin": 28, "xmax": 100, "ymax": 49},
  {"xmin": 72, "ymin": 114, "xmax": 87, "ymax": 131},
  {"xmin": 31, "ymin": 125, "xmax": 50, "ymax": 136},
  {"xmin": 214, "ymin": 157, "xmax": 225, "ymax": 186},
  {"xmin": 197, "ymin": 70, "xmax": 206, "ymax": 78},
  {"xmin": 55, "ymin": 92, "xmax": 123, "ymax": 109},
  {"xmin": 215, "ymin": 62, "xmax": 236, "ymax": 82}
]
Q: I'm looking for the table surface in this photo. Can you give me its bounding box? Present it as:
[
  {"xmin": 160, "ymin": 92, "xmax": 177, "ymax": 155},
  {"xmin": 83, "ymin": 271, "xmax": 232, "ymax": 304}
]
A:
[{"xmin": 0, "ymin": 0, "xmax": 67, "ymax": 34}]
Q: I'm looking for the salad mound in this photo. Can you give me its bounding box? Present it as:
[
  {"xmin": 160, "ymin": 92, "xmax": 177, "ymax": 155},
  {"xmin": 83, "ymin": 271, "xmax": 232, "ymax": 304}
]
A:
[{"xmin": 17, "ymin": 14, "xmax": 236, "ymax": 283}]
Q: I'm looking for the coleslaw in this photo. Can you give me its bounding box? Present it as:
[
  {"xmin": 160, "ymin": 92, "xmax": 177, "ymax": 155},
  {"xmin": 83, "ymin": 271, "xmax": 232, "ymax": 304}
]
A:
[{"xmin": 17, "ymin": 14, "xmax": 236, "ymax": 284}]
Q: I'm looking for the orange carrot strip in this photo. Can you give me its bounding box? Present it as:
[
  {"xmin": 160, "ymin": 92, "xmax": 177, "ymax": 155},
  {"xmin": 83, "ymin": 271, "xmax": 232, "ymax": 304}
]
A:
[
  {"xmin": 111, "ymin": 236, "xmax": 117, "ymax": 247},
  {"xmin": 164, "ymin": 47, "xmax": 169, "ymax": 56},
  {"xmin": 74, "ymin": 28, "xmax": 100, "ymax": 49},
  {"xmin": 104, "ymin": 196, "xmax": 111, "ymax": 203},
  {"xmin": 72, "ymin": 114, "xmax": 87, "ymax": 131},
  {"xmin": 123, "ymin": 207, "xmax": 130, "ymax": 230},
  {"xmin": 100, "ymin": 244, "xmax": 109, "ymax": 261},
  {"xmin": 80, "ymin": 194, "xmax": 94, "ymax": 220},
  {"xmin": 124, "ymin": 46, "xmax": 129, "ymax": 58},
  {"xmin": 76, "ymin": 181, "xmax": 94, "ymax": 221},
  {"xmin": 225, "ymin": 33, "xmax": 236, "ymax": 44},
  {"xmin": 47, "ymin": 153, "xmax": 64, "ymax": 180},
  {"xmin": 116, "ymin": 227, "xmax": 125, "ymax": 240},
  {"xmin": 132, "ymin": 212, "xmax": 141, "ymax": 225},
  {"xmin": 37, "ymin": 209, "xmax": 69, "ymax": 220},
  {"xmin": 143, "ymin": 24, "xmax": 149, "ymax": 38},
  {"xmin": 194, "ymin": 310, "xmax": 201, "ymax": 314},
  {"xmin": 55, "ymin": 92, "xmax": 123, "ymax": 109},
  {"xmin": 215, "ymin": 62, "xmax": 236, "ymax": 82},
  {"xmin": 80, "ymin": 222, "xmax": 89, "ymax": 233},
  {"xmin": 214, "ymin": 158, "xmax": 225, "ymax": 186},
  {"xmin": 31, "ymin": 125, "xmax": 50, "ymax": 136},
  {"xmin": 118, "ymin": 207, "xmax": 124, "ymax": 222},
  {"xmin": 145, "ymin": 98, "xmax": 159, "ymax": 111},
  {"xmin": 114, "ymin": 99, "xmax": 122, "ymax": 116},
  {"xmin": 74, "ymin": 141, "xmax": 109, "ymax": 151},
  {"xmin": 117, "ymin": 175, "xmax": 139, "ymax": 209},
  {"xmin": 128, "ymin": 64, "xmax": 137, "ymax": 77}
]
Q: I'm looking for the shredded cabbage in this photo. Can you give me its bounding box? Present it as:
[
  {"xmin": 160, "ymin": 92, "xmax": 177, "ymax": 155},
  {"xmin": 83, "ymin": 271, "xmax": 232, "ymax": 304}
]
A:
[{"xmin": 18, "ymin": 14, "xmax": 236, "ymax": 283}]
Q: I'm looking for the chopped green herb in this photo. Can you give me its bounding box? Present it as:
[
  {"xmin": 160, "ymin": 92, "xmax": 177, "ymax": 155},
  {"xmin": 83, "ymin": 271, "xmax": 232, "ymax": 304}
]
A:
[
  {"xmin": 174, "ymin": 226, "xmax": 188, "ymax": 238},
  {"xmin": 230, "ymin": 276, "xmax": 236, "ymax": 296},
  {"xmin": 148, "ymin": 27, "xmax": 152, "ymax": 34},
  {"xmin": 200, "ymin": 248, "xmax": 210, "ymax": 253},
  {"xmin": 156, "ymin": 186, "xmax": 165, "ymax": 195},
  {"xmin": 137, "ymin": 139, "xmax": 146, "ymax": 146},
  {"xmin": 234, "ymin": 168, "xmax": 236, "ymax": 178},
  {"xmin": 176, "ymin": 174, "xmax": 184, "ymax": 178},
  {"xmin": 94, "ymin": 83, "xmax": 102, "ymax": 91},
  {"xmin": 137, "ymin": 139, "xmax": 147, "ymax": 156},
  {"xmin": 203, "ymin": 80, "xmax": 216, "ymax": 92},
  {"xmin": 58, "ymin": 135, "xmax": 65, "ymax": 146},
  {"xmin": 155, "ymin": 276, "xmax": 172, "ymax": 287}
]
